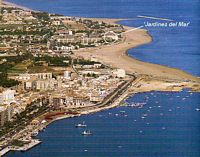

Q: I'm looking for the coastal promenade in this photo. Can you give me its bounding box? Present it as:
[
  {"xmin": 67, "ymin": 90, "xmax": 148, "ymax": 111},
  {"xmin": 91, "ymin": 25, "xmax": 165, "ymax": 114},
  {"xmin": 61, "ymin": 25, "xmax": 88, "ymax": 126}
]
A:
[{"xmin": 0, "ymin": 77, "xmax": 134, "ymax": 156}]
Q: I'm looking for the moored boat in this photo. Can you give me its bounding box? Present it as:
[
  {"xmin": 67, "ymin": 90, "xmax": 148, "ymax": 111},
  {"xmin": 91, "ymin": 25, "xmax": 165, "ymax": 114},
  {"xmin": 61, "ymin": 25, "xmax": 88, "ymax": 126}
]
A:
[
  {"xmin": 75, "ymin": 122, "xmax": 87, "ymax": 128},
  {"xmin": 81, "ymin": 130, "xmax": 92, "ymax": 136}
]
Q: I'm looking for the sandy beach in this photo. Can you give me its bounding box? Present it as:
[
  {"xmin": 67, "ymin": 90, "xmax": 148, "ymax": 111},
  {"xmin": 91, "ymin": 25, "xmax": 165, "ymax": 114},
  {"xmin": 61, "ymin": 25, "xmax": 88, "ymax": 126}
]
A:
[{"xmin": 74, "ymin": 19, "xmax": 200, "ymax": 82}]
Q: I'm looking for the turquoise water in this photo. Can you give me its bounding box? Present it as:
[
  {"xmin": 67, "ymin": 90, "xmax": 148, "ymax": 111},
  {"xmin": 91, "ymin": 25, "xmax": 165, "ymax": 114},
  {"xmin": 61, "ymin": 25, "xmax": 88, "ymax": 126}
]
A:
[{"xmin": 5, "ymin": 0, "xmax": 200, "ymax": 157}]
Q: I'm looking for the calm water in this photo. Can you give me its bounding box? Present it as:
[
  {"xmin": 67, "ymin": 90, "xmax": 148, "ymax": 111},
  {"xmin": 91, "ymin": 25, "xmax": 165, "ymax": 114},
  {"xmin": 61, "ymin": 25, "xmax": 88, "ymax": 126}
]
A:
[
  {"xmin": 5, "ymin": 0, "xmax": 200, "ymax": 157},
  {"xmin": 6, "ymin": 91, "xmax": 200, "ymax": 157},
  {"xmin": 7, "ymin": 0, "xmax": 200, "ymax": 76}
]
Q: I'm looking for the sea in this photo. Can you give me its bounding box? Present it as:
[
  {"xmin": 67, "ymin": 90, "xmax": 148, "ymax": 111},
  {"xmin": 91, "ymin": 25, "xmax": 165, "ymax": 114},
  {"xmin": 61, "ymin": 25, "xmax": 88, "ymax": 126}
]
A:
[{"xmin": 5, "ymin": 0, "xmax": 200, "ymax": 157}]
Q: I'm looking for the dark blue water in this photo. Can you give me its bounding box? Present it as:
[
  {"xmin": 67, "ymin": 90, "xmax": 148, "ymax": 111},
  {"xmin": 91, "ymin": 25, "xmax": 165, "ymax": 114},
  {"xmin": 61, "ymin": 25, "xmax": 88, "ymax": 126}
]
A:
[
  {"xmin": 5, "ymin": 0, "xmax": 200, "ymax": 157},
  {"xmin": 6, "ymin": 91, "xmax": 200, "ymax": 157}
]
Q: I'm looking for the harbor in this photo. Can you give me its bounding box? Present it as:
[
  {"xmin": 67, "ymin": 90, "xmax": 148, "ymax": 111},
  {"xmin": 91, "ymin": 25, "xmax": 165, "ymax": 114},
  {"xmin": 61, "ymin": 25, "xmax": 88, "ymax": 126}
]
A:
[
  {"xmin": 0, "ymin": 140, "xmax": 41, "ymax": 156},
  {"xmin": 5, "ymin": 90, "xmax": 199, "ymax": 157}
]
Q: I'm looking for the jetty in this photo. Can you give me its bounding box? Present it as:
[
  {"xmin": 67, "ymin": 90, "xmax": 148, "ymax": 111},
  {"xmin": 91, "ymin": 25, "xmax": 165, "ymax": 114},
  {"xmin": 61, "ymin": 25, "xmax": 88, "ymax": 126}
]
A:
[{"xmin": 0, "ymin": 139, "xmax": 41, "ymax": 156}]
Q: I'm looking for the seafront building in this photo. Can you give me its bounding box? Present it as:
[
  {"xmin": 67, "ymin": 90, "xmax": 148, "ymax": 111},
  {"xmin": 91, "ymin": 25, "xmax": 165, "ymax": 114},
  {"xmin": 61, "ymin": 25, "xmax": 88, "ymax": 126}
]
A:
[
  {"xmin": 112, "ymin": 69, "xmax": 126, "ymax": 78},
  {"xmin": 0, "ymin": 104, "xmax": 14, "ymax": 126},
  {"xmin": 0, "ymin": 89, "xmax": 15, "ymax": 126},
  {"xmin": 0, "ymin": 89, "xmax": 15, "ymax": 105}
]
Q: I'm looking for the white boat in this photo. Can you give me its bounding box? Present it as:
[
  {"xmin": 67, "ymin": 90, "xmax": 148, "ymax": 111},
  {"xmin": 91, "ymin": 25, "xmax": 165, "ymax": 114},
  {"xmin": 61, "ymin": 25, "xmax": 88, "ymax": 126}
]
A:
[
  {"xmin": 129, "ymin": 103, "xmax": 146, "ymax": 108},
  {"xmin": 82, "ymin": 130, "xmax": 92, "ymax": 135},
  {"xmin": 76, "ymin": 122, "xmax": 87, "ymax": 128},
  {"xmin": 120, "ymin": 111, "xmax": 126, "ymax": 113},
  {"xmin": 195, "ymin": 108, "xmax": 200, "ymax": 111},
  {"xmin": 143, "ymin": 114, "xmax": 148, "ymax": 117},
  {"xmin": 160, "ymin": 113, "xmax": 164, "ymax": 116}
]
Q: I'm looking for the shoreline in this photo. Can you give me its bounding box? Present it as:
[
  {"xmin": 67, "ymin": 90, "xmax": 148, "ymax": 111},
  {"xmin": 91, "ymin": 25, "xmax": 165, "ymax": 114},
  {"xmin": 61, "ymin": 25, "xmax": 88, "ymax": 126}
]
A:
[
  {"xmin": 74, "ymin": 23, "xmax": 200, "ymax": 82},
  {"xmin": 1, "ymin": 2, "xmax": 200, "ymax": 156},
  {"xmin": 1, "ymin": 76, "xmax": 198, "ymax": 156},
  {"xmin": 3, "ymin": 1, "xmax": 200, "ymax": 81},
  {"xmin": 2, "ymin": 1, "xmax": 35, "ymax": 11}
]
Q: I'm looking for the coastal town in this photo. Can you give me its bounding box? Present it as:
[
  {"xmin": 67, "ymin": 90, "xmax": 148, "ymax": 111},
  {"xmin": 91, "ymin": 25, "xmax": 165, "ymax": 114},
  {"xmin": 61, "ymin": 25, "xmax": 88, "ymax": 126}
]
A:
[
  {"xmin": 0, "ymin": 1, "xmax": 200, "ymax": 156},
  {"xmin": 0, "ymin": 2, "xmax": 134, "ymax": 155}
]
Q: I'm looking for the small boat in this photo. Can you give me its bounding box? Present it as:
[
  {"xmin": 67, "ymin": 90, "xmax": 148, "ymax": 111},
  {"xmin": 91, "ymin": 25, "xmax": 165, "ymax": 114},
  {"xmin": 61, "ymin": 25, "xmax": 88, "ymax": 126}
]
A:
[
  {"xmin": 129, "ymin": 103, "xmax": 146, "ymax": 108},
  {"xmin": 76, "ymin": 122, "xmax": 87, "ymax": 128},
  {"xmin": 160, "ymin": 113, "xmax": 164, "ymax": 116},
  {"xmin": 195, "ymin": 108, "xmax": 200, "ymax": 112},
  {"xmin": 120, "ymin": 111, "xmax": 126, "ymax": 113},
  {"xmin": 144, "ymin": 96, "xmax": 149, "ymax": 100},
  {"xmin": 82, "ymin": 130, "xmax": 92, "ymax": 135},
  {"xmin": 143, "ymin": 114, "xmax": 148, "ymax": 117}
]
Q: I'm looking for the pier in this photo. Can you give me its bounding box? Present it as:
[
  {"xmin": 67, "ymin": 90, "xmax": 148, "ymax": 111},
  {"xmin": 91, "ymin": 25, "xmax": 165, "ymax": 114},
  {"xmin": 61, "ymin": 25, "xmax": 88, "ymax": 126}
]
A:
[{"xmin": 0, "ymin": 139, "xmax": 41, "ymax": 156}]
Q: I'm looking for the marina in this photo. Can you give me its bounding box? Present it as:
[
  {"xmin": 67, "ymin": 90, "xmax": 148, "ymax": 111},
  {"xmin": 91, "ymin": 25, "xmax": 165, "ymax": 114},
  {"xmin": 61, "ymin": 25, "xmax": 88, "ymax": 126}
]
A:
[{"xmin": 5, "ymin": 90, "xmax": 200, "ymax": 157}]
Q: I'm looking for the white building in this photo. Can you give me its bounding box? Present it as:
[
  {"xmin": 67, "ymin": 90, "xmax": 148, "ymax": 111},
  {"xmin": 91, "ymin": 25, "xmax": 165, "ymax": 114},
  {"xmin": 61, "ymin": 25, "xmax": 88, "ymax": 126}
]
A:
[
  {"xmin": 69, "ymin": 30, "xmax": 73, "ymax": 35},
  {"xmin": 0, "ymin": 104, "xmax": 14, "ymax": 126},
  {"xmin": 16, "ymin": 73, "xmax": 52, "ymax": 81},
  {"xmin": 64, "ymin": 71, "xmax": 71, "ymax": 80},
  {"xmin": 113, "ymin": 69, "xmax": 126, "ymax": 78},
  {"xmin": 33, "ymin": 79, "xmax": 62, "ymax": 91},
  {"xmin": 52, "ymin": 20, "xmax": 61, "ymax": 26},
  {"xmin": 0, "ymin": 89, "xmax": 15, "ymax": 105}
]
